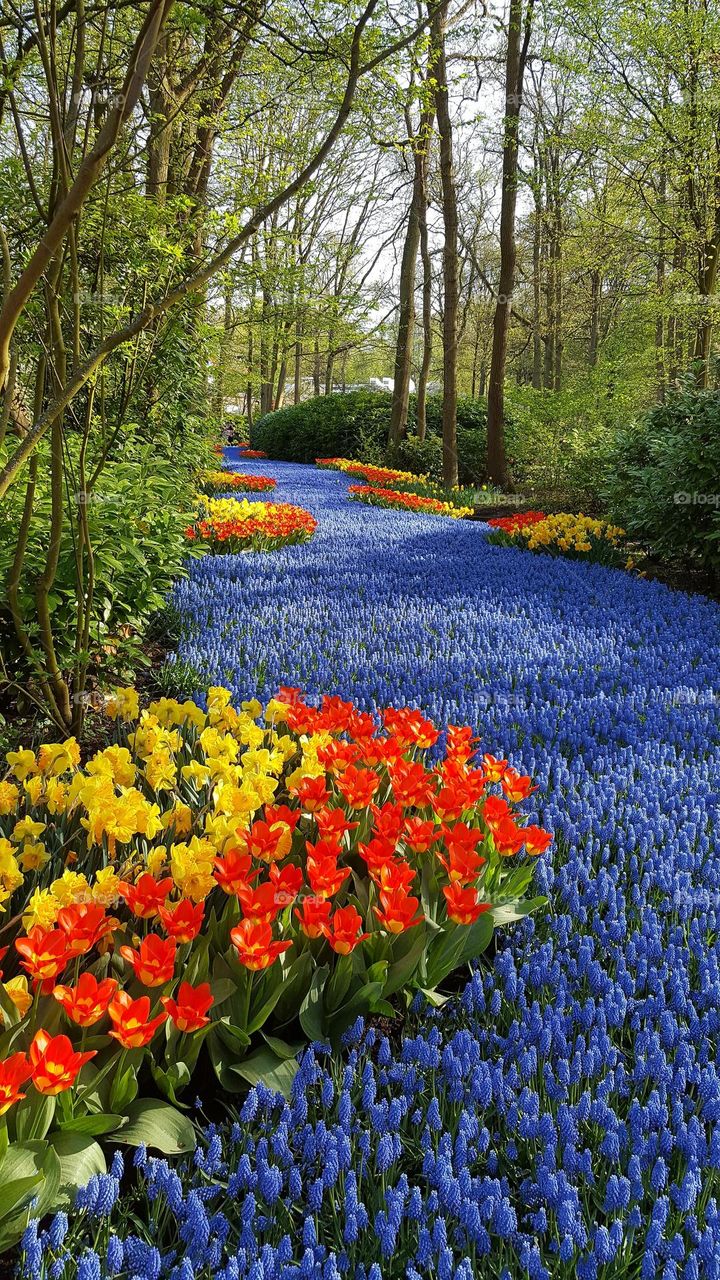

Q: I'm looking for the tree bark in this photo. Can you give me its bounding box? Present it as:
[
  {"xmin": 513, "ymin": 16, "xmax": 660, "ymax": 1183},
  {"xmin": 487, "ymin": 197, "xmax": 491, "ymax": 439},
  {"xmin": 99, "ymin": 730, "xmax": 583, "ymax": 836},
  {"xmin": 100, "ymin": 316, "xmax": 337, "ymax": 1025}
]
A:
[
  {"xmin": 431, "ymin": 3, "xmax": 458, "ymax": 487},
  {"xmin": 486, "ymin": 0, "xmax": 533, "ymax": 488}
]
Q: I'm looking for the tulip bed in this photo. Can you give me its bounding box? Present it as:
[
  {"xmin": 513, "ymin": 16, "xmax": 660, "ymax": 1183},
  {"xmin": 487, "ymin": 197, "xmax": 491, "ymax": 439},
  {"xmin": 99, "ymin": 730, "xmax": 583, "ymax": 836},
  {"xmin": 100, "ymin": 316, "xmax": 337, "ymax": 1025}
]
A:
[
  {"xmin": 348, "ymin": 485, "xmax": 473, "ymax": 520},
  {"xmin": 487, "ymin": 511, "xmax": 635, "ymax": 570},
  {"xmin": 185, "ymin": 497, "xmax": 317, "ymax": 553},
  {"xmin": 198, "ymin": 471, "xmax": 277, "ymax": 496},
  {"xmin": 18, "ymin": 456, "xmax": 720, "ymax": 1278}
]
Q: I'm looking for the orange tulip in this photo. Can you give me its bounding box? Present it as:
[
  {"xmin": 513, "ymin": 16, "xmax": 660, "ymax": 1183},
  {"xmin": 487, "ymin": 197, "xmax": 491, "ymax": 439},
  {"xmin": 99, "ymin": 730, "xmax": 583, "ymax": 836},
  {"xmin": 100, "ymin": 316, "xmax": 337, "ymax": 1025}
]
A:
[
  {"xmin": 15, "ymin": 926, "xmax": 68, "ymax": 987},
  {"xmin": 374, "ymin": 888, "xmax": 422, "ymax": 935},
  {"xmin": 291, "ymin": 776, "xmax": 328, "ymax": 812},
  {"xmin": 521, "ymin": 825, "xmax": 553, "ymax": 856},
  {"xmin": 56, "ymin": 903, "xmax": 115, "ymax": 956},
  {"xmin": 53, "ymin": 973, "xmax": 118, "ymax": 1026},
  {"xmin": 118, "ymin": 873, "xmax": 174, "ymax": 919},
  {"xmin": 389, "ymin": 761, "xmax": 436, "ymax": 808},
  {"xmin": 482, "ymin": 795, "xmax": 511, "ymax": 832},
  {"xmin": 158, "ymin": 898, "xmax": 205, "ymax": 943},
  {"xmin": 446, "ymin": 725, "xmax": 479, "ymax": 763},
  {"xmin": 29, "ymin": 1029, "xmax": 96, "ymax": 1095},
  {"xmin": 501, "ymin": 768, "xmax": 537, "ymax": 803},
  {"xmin": 236, "ymin": 879, "xmax": 283, "ymax": 924},
  {"xmin": 119, "ymin": 934, "xmax": 176, "ymax": 986},
  {"xmin": 0, "ymin": 1052, "xmax": 33, "ymax": 1114},
  {"xmin": 214, "ymin": 848, "xmax": 254, "ymax": 896},
  {"xmin": 492, "ymin": 817, "xmax": 525, "ymax": 857},
  {"xmin": 443, "ymin": 883, "xmax": 491, "ymax": 925},
  {"xmin": 335, "ymin": 764, "xmax": 380, "ymax": 810},
  {"xmin": 108, "ymin": 990, "xmax": 167, "ymax": 1048},
  {"xmin": 161, "ymin": 981, "xmax": 213, "ymax": 1033},
  {"xmin": 268, "ymin": 861, "xmax": 303, "ymax": 906},
  {"xmin": 264, "ymin": 804, "xmax": 300, "ymax": 832},
  {"xmin": 230, "ymin": 919, "xmax": 292, "ymax": 971},
  {"xmin": 403, "ymin": 817, "xmax": 437, "ymax": 853},
  {"xmin": 294, "ymin": 897, "xmax": 332, "ymax": 938},
  {"xmin": 306, "ymin": 853, "xmax": 350, "ymax": 900},
  {"xmin": 322, "ymin": 905, "xmax": 369, "ymax": 955},
  {"xmin": 244, "ymin": 820, "xmax": 293, "ymax": 863},
  {"xmin": 314, "ymin": 808, "xmax": 358, "ymax": 839},
  {"xmin": 482, "ymin": 752, "xmax": 508, "ymax": 782},
  {"xmin": 372, "ymin": 802, "xmax": 405, "ymax": 842}
]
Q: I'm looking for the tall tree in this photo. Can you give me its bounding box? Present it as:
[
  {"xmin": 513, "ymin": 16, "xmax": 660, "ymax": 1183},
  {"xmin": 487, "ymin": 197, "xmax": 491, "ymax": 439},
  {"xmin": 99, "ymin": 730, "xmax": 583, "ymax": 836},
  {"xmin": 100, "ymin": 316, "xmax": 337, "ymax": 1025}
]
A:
[{"xmin": 486, "ymin": 0, "xmax": 533, "ymax": 487}]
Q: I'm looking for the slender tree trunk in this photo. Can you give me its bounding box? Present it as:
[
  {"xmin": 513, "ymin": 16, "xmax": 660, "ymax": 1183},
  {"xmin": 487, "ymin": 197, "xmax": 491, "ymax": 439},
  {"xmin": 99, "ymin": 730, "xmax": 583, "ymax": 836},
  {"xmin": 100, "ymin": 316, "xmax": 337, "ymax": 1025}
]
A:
[
  {"xmin": 390, "ymin": 102, "xmax": 435, "ymax": 446},
  {"xmin": 416, "ymin": 166, "xmax": 433, "ymax": 442},
  {"xmin": 589, "ymin": 270, "xmax": 601, "ymax": 368},
  {"xmin": 532, "ymin": 195, "xmax": 543, "ymax": 388},
  {"xmin": 431, "ymin": 3, "xmax": 458, "ymax": 487},
  {"xmin": 313, "ymin": 336, "xmax": 321, "ymax": 396},
  {"xmin": 486, "ymin": 0, "xmax": 533, "ymax": 488}
]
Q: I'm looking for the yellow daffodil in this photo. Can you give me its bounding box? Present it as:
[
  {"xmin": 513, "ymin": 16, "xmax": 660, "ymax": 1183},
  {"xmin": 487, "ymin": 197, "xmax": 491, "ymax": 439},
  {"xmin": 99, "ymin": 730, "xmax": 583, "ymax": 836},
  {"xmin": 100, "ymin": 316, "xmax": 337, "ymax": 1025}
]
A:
[
  {"xmin": 91, "ymin": 866, "xmax": 122, "ymax": 907},
  {"xmin": 37, "ymin": 739, "xmax": 80, "ymax": 776},
  {"xmin": 0, "ymin": 780, "xmax": 20, "ymax": 814},
  {"xmin": 12, "ymin": 816, "xmax": 46, "ymax": 844},
  {"xmin": 105, "ymin": 686, "xmax": 140, "ymax": 722},
  {"xmin": 19, "ymin": 841, "xmax": 49, "ymax": 873},
  {"xmin": 6, "ymin": 749, "xmax": 38, "ymax": 782},
  {"xmin": 2, "ymin": 975, "xmax": 31, "ymax": 1020},
  {"xmin": 23, "ymin": 887, "xmax": 61, "ymax": 930}
]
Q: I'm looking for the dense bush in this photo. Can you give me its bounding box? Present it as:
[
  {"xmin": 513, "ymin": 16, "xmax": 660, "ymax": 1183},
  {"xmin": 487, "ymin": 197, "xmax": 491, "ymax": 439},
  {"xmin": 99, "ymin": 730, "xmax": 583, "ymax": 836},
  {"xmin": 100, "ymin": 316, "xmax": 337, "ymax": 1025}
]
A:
[
  {"xmin": 602, "ymin": 385, "xmax": 720, "ymax": 577},
  {"xmin": 251, "ymin": 392, "xmax": 392, "ymax": 462},
  {"xmin": 251, "ymin": 391, "xmax": 496, "ymax": 484}
]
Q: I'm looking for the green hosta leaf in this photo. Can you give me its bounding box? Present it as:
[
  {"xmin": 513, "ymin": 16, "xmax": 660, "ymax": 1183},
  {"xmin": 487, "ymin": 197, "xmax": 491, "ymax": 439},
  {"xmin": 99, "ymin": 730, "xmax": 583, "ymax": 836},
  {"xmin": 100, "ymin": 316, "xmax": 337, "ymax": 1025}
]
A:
[
  {"xmin": 115, "ymin": 1099, "xmax": 196, "ymax": 1155},
  {"xmin": 48, "ymin": 1133, "xmax": 105, "ymax": 1208},
  {"xmin": 58, "ymin": 1113, "xmax": 125, "ymax": 1137},
  {"xmin": 231, "ymin": 1046, "xmax": 299, "ymax": 1098}
]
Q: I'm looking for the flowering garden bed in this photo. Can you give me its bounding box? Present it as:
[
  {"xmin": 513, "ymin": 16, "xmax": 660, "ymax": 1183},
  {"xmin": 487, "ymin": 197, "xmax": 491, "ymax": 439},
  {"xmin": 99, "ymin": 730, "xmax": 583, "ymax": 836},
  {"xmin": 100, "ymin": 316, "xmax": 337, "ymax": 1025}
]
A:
[
  {"xmin": 6, "ymin": 456, "xmax": 720, "ymax": 1277},
  {"xmin": 186, "ymin": 497, "xmax": 317, "ymax": 553},
  {"xmin": 349, "ymin": 484, "xmax": 473, "ymax": 519},
  {"xmin": 198, "ymin": 470, "xmax": 277, "ymax": 496}
]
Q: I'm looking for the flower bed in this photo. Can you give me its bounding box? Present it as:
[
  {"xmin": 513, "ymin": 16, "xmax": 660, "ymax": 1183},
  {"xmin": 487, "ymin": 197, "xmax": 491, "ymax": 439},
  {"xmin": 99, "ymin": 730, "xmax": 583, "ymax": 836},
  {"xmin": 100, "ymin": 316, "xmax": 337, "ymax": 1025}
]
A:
[
  {"xmin": 237, "ymin": 448, "xmax": 268, "ymax": 459},
  {"xmin": 349, "ymin": 483, "xmax": 473, "ymax": 519},
  {"xmin": 488, "ymin": 511, "xmax": 635, "ymax": 569},
  {"xmin": 316, "ymin": 458, "xmax": 425, "ymax": 487},
  {"xmin": 186, "ymin": 497, "xmax": 317, "ymax": 553},
  {"xmin": 198, "ymin": 470, "xmax": 277, "ymax": 496},
  {"xmin": 487, "ymin": 510, "xmax": 547, "ymax": 533},
  {"xmin": 0, "ymin": 685, "xmax": 547, "ymax": 1243},
  {"xmin": 163, "ymin": 459, "xmax": 720, "ymax": 1279}
]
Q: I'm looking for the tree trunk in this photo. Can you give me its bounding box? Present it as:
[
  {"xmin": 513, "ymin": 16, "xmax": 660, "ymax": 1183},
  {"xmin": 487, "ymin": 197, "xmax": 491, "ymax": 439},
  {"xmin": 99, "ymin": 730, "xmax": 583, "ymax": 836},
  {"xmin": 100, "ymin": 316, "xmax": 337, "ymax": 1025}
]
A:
[
  {"xmin": 416, "ymin": 163, "xmax": 433, "ymax": 442},
  {"xmin": 431, "ymin": 3, "xmax": 458, "ymax": 487},
  {"xmin": 390, "ymin": 102, "xmax": 435, "ymax": 446},
  {"xmin": 532, "ymin": 196, "xmax": 543, "ymax": 388},
  {"xmin": 486, "ymin": 0, "xmax": 532, "ymax": 488}
]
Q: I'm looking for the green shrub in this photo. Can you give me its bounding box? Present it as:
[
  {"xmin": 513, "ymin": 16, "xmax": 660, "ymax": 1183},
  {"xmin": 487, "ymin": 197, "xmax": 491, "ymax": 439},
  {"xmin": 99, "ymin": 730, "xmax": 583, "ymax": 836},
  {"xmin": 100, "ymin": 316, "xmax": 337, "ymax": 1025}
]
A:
[
  {"xmin": 388, "ymin": 434, "xmax": 443, "ymax": 478},
  {"xmin": 602, "ymin": 385, "xmax": 720, "ymax": 576},
  {"xmin": 251, "ymin": 391, "xmax": 392, "ymax": 461},
  {"xmin": 252, "ymin": 390, "xmax": 496, "ymax": 484}
]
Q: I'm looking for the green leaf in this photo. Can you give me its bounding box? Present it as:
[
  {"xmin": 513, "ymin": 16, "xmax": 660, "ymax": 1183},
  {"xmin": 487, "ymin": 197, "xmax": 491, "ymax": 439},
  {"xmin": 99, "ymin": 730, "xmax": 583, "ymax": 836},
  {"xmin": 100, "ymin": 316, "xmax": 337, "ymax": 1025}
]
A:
[
  {"xmin": 231, "ymin": 1046, "xmax": 299, "ymax": 1098},
  {"xmin": 14, "ymin": 1092, "xmax": 56, "ymax": 1142},
  {"xmin": 260, "ymin": 1032, "xmax": 304, "ymax": 1060},
  {"xmin": 299, "ymin": 964, "xmax": 329, "ymax": 1041},
  {"xmin": 115, "ymin": 1099, "xmax": 196, "ymax": 1154},
  {"xmin": 491, "ymin": 895, "xmax": 547, "ymax": 926},
  {"xmin": 384, "ymin": 929, "xmax": 427, "ymax": 997},
  {"xmin": 47, "ymin": 1133, "xmax": 105, "ymax": 1208},
  {"xmin": 58, "ymin": 1113, "xmax": 125, "ymax": 1137},
  {"xmin": 425, "ymin": 913, "xmax": 494, "ymax": 989}
]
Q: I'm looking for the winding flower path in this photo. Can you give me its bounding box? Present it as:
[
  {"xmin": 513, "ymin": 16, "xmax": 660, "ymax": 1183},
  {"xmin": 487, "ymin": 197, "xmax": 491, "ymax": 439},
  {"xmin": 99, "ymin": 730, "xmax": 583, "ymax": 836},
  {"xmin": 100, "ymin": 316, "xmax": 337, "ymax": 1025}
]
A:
[{"xmin": 169, "ymin": 448, "xmax": 720, "ymax": 1273}]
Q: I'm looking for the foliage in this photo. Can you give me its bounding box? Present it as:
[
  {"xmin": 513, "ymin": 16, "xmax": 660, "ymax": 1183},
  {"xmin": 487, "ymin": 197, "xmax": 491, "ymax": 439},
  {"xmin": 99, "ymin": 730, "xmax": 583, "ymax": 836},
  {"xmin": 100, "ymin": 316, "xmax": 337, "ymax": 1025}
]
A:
[
  {"xmin": 388, "ymin": 434, "xmax": 443, "ymax": 479},
  {"xmin": 602, "ymin": 385, "xmax": 720, "ymax": 576},
  {"xmin": 186, "ymin": 498, "xmax": 317, "ymax": 553},
  {"xmin": 251, "ymin": 393, "xmax": 393, "ymax": 463},
  {"xmin": 0, "ymin": 436, "xmax": 209, "ymax": 707}
]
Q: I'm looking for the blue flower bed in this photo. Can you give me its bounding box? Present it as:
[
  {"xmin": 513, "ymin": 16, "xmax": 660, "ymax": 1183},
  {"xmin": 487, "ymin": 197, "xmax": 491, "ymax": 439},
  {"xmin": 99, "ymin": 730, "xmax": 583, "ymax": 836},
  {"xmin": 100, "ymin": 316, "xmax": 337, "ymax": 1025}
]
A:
[{"xmin": 23, "ymin": 454, "xmax": 720, "ymax": 1278}]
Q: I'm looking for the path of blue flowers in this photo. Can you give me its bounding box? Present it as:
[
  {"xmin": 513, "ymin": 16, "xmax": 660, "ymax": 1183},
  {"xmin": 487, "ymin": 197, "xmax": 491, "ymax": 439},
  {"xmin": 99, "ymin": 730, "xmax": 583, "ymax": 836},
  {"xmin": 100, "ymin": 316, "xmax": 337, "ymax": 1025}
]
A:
[{"xmin": 168, "ymin": 451, "xmax": 720, "ymax": 1279}]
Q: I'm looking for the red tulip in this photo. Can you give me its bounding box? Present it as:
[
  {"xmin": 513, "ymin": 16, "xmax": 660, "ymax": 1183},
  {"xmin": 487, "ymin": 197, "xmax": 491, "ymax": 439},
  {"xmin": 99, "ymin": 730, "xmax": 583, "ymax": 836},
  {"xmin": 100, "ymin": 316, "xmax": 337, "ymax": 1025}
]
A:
[
  {"xmin": 108, "ymin": 990, "xmax": 167, "ymax": 1048},
  {"xmin": 322, "ymin": 906, "xmax": 369, "ymax": 955},
  {"xmin": 0, "ymin": 1053, "xmax": 33, "ymax": 1114},
  {"xmin": 230, "ymin": 920, "xmax": 292, "ymax": 971},
  {"xmin": 118, "ymin": 873, "xmax": 174, "ymax": 919},
  {"xmin": 53, "ymin": 973, "xmax": 118, "ymax": 1026},
  {"xmin": 158, "ymin": 898, "xmax": 205, "ymax": 943}
]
